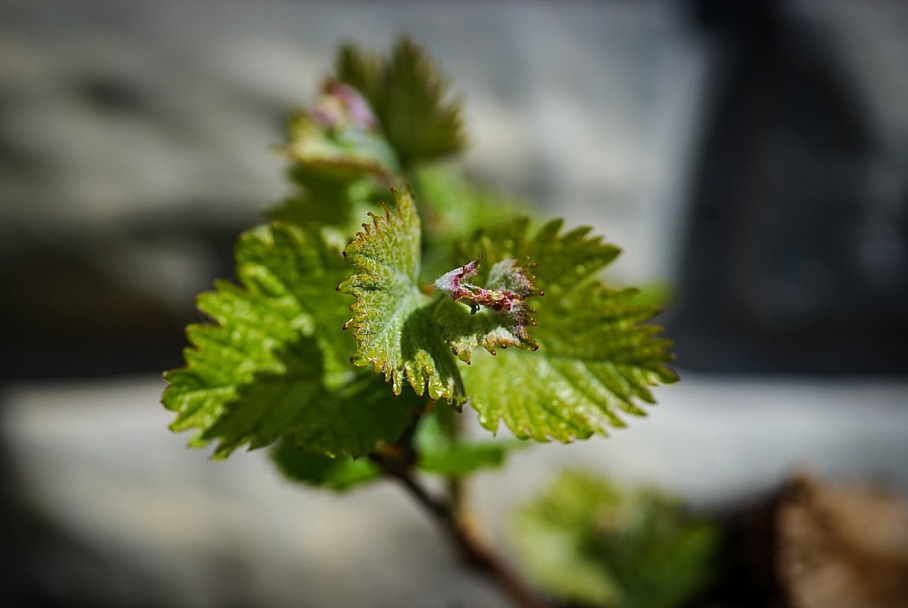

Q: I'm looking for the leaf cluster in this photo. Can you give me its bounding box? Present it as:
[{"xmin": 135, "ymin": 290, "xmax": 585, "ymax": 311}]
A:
[{"xmin": 162, "ymin": 37, "xmax": 677, "ymax": 490}]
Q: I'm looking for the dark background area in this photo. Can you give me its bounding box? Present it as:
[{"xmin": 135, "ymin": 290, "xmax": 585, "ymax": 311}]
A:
[{"xmin": 668, "ymin": 0, "xmax": 908, "ymax": 374}]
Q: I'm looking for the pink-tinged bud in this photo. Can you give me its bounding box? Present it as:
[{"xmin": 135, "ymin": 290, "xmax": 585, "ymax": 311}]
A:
[
  {"xmin": 434, "ymin": 257, "xmax": 540, "ymax": 320},
  {"xmin": 309, "ymin": 80, "xmax": 378, "ymax": 131},
  {"xmin": 328, "ymin": 81, "xmax": 378, "ymax": 130},
  {"xmin": 433, "ymin": 258, "xmax": 481, "ymax": 309},
  {"xmin": 435, "ymin": 257, "xmax": 542, "ymax": 361}
]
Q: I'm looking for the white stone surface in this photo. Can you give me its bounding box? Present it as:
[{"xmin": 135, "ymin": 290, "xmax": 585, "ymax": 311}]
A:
[
  {"xmin": 0, "ymin": 0, "xmax": 709, "ymax": 285},
  {"xmin": 2, "ymin": 373, "xmax": 907, "ymax": 606}
]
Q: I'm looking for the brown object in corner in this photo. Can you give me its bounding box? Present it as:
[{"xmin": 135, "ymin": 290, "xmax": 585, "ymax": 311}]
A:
[{"xmin": 776, "ymin": 471, "xmax": 908, "ymax": 608}]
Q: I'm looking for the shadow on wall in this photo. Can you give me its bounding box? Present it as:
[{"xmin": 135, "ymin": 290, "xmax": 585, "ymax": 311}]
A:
[{"xmin": 667, "ymin": 0, "xmax": 908, "ymax": 375}]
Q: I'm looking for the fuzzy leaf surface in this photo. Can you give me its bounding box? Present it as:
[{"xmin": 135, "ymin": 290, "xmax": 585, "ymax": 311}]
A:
[
  {"xmin": 339, "ymin": 188, "xmax": 464, "ymax": 402},
  {"xmin": 457, "ymin": 219, "xmax": 678, "ymax": 442},
  {"xmin": 433, "ymin": 257, "xmax": 541, "ymax": 363}
]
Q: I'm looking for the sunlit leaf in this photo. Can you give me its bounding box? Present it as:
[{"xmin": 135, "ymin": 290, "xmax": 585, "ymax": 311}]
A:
[
  {"xmin": 338, "ymin": 188, "xmax": 465, "ymax": 403},
  {"xmin": 163, "ymin": 223, "xmax": 418, "ymax": 458},
  {"xmin": 456, "ymin": 219, "xmax": 677, "ymax": 441}
]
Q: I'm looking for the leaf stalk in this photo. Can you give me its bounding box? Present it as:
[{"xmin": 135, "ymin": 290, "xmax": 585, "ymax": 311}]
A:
[{"xmin": 370, "ymin": 437, "xmax": 549, "ymax": 608}]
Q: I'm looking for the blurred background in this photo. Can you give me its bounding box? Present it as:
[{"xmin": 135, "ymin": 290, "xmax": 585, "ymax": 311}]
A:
[{"xmin": 1, "ymin": 0, "xmax": 906, "ymax": 606}]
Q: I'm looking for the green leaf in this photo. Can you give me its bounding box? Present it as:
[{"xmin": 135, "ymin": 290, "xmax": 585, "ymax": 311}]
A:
[
  {"xmin": 456, "ymin": 219, "xmax": 678, "ymax": 442},
  {"xmin": 338, "ymin": 188, "xmax": 465, "ymax": 403},
  {"xmin": 205, "ymin": 338, "xmax": 422, "ymax": 458},
  {"xmin": 511, "ymin": 470, "xmax": 718, "ymax": 608},
  {"xmin": 292, "ymin": 367, "xmax": 424, "ymax": 457},
  {"xmin": 164, "ymin": 225, "xmax": 341, "ymax": 441},
  {"xmin": 233, "ymin": 224, "xmax": 356, "ymax": 373},
  {"xmin": 337, "ymin": 37, "xmax": 466, "ymax": 166},
  {"xmin": 270, "ymin": 170, "xmax": 357, "ymax": 228},
  {"xmin": 415, "ymin": 408, "xmax": 522, "ymax": 476},
  {"xmin": 201, "ymin": 336, "xmax": 323, "ymax": 456},
  {"xmin": 163, "ymin": 222, "xmax": 416, "ymax": 457},
  {"xmin": 459, "ymin": 218, "xmax": 621, "ymax": 299},
  {"xmin": 270, "ymin": 434, "xmax": 380, "ymax": 491},
  {"xmin": 418, "ymin": 440, "xmax": 513, "ymax": 476}
]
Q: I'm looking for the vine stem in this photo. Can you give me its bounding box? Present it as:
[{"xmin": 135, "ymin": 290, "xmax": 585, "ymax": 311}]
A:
[{"xmin": 377, "ymin": 461, "xmax": 550, "ymax": 608}]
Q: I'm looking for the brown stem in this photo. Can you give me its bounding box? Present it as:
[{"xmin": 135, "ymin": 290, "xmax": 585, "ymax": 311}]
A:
[
  {"xmin": 380, "ymin": 464, "xmax": 549, "ymax": 608},
  {"xmin": 444, "ymin": 407, "xmax": 467, "ymax": 518}
]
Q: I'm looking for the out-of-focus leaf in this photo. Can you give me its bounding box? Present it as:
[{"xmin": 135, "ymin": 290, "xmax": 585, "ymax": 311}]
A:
[
  {"xmin": 415, "ymin": 409, "xmax": 523, "ymax": 476},
  {"xmin": 512, "ymin": 470, "xmax": 719, "ymax": 608},
  {"xmin": 270, "ymin": 434, "xmax": 380, "ymax": 491},
  {"xmin": 337, "ymin": 38, "xmax": 466, "ymax": 166},
  {"xmin": 280, "ymin": 79, "xmax": 399, "ymax": 181}
]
